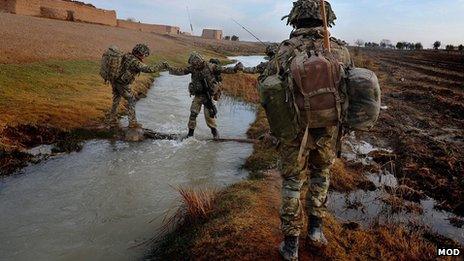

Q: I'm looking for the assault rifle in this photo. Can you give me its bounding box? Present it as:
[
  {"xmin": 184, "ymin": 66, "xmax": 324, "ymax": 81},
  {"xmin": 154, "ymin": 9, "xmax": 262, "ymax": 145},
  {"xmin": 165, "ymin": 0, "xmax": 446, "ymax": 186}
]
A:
[{"xmin": 202, "ymin": 78, "xmax": 218, "ymax": 118}]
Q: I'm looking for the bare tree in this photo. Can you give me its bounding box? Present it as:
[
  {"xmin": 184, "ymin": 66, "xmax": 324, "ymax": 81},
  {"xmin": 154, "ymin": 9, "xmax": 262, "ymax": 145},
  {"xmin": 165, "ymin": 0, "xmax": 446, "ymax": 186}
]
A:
[
  {"xmin": 396, "ymin": 42, "xmax": 405, "ymax": 50},
  {"xmin": 445, "ymin": 44, "xmax": 455, "ymax": 51},
  {"xmin": 414, "ymin": 42, "xmax": 423, "ymax": 50},
  {"xmin": 380, "ymin": 39, "xmax": 391, "ymax": 48},
  {"xmin": 355, "ymin": 39, "xmax": 365, "ymax": 47}
]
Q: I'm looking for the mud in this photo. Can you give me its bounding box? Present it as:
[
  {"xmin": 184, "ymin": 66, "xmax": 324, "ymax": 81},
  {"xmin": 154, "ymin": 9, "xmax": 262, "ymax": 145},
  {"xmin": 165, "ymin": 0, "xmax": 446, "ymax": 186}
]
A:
[{"xmin": 352, "ymin": 48, "xmax": 464, "ymax": 216}]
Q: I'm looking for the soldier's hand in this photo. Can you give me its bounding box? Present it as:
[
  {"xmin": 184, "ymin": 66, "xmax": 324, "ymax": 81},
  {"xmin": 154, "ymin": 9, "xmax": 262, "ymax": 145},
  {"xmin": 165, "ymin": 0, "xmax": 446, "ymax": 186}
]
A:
[{"xmin": 162, "ymin": 61, "xmax": 170, "ymax": 70}]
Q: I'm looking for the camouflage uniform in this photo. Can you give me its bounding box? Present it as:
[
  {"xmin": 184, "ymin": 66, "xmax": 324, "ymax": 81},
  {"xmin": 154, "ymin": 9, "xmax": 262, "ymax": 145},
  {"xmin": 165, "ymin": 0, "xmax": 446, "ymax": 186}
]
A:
[
  {"xmin": 242, "ymin": 44, "xmax": 278, "ymax": 77},
  {"xmin": 168, "ymin": 53, "xmax": 240, "ymax": 131},
  {"xmin": 261, "ymin": 2, "xmax": 352, "ymax": 243},
  {"xmin": 273, "ymin": 27, "xmax": 352, "ymax": 238},
  {"xmin": 110, "ymin": 44, "xmax": 165, "ymax": 127}
]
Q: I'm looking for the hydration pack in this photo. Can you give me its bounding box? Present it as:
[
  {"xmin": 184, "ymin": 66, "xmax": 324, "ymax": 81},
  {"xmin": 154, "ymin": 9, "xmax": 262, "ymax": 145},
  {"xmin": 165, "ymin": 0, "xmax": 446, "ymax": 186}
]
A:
[{"xmin": 100, "ymin": 46, "xmax": 123, "ymax": 83}]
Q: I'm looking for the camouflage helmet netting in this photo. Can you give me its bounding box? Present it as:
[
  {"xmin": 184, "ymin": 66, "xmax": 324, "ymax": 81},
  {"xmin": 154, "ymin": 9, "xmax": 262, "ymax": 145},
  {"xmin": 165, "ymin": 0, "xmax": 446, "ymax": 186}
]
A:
[
  {"xmin": 132, "ymin": 44, "xmax": 150, "ymax": 57},
  {"xmin": 266, "ymin": 44, "xmax": 278, "ymax": 56},
  {"xmin": 283, "ymin": 0, "xmax": 336, "ymax": 28},
  {"xmin": 188, "ymin": 52, "xmax": 205, "ymax": 65}
]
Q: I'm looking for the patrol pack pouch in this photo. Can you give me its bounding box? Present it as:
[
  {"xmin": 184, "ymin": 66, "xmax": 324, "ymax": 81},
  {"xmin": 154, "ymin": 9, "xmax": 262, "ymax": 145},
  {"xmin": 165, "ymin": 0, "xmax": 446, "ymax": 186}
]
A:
[
  {"xmin": 344, "ymin": 68, "xmax": 381, "ymax": 131},
  {"xmin": 100, "ymin": 46, "xmax": 123, "ymax": 83},
  {"xmin": 258, "ymin": 75, "xmax": 299, "ymax": 140}
]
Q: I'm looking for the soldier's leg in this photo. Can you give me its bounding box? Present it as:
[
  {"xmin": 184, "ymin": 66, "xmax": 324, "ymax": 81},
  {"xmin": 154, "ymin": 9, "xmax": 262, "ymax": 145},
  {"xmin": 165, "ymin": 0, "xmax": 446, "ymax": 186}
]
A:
[
  {"xmin": 279, "ymin": 139, "xmax": 309, "ymax": 237},
  {"xmin": 188, "ymin": 96, "xmax": 203, "ymax": 130},
  {"xmin": 203, "ymin": 102, "xmax": 217, "ymax": 129},
  {"xmin": 110, "ymin": 85, "xmax": 121, "ymax": 122},
  {"xmin": 306, "ymin": 126, "xmax": 337, "ymax": 219},
  {"xmin": 120, "ymin": 85, "xmax": 137, "ymax": 127}
]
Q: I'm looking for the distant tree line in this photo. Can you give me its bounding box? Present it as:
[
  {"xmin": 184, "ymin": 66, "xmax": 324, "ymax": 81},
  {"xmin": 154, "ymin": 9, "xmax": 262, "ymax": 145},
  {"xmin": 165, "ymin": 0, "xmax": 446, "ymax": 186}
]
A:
[
  {"xmin": 355, "ymin": 38, "xmax": 463, "ymax": 52},
  {"xmin": 224, "ymin": 35, "xmax": 239, "ymax": 41}
]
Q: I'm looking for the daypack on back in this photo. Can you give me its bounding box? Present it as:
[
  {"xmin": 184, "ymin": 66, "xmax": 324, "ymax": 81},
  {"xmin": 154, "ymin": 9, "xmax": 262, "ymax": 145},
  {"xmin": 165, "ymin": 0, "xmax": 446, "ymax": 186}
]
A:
[
  {"xmin": 343, "ymin": 68, "xmax": 381, "ymax": 131},
  {"xmin": 100, "ymin": 46, "xmax": 123, "ymax": 83},
  {"xmin": 290, "ymin": 50, "xmax": 342, "ymax": 128}
]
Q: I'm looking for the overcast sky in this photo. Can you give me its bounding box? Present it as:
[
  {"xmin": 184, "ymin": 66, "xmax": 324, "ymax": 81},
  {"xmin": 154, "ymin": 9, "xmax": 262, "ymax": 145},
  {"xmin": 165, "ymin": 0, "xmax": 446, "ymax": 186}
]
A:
[{"xmin": 86, "ymin": 0, "xmax": 464, "ymax": 48}]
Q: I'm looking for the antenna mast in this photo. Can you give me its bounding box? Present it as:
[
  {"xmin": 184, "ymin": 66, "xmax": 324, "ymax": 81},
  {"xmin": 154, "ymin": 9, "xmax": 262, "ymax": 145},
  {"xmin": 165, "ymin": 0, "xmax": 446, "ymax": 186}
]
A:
[{"xmin": 186, "ymin": 6, "xmax": 194, "ymax": 34}]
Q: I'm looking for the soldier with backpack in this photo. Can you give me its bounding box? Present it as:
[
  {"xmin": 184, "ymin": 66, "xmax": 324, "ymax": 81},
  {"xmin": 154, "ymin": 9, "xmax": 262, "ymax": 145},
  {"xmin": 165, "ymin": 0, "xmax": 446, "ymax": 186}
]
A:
[
  {"xmin": 241, "ymin": 44, "xmax": 278, "ymax": 78},
  {"xmin": 101, "ymin": 43, "xmax": 167, "ymax": 129},
  {"xmin": 166, "ymin": 52, "xmax": 243, "ymax": 139},
  {"xmin": 257, "ymin": 1, "xmax": 380, "ymax": 260}
]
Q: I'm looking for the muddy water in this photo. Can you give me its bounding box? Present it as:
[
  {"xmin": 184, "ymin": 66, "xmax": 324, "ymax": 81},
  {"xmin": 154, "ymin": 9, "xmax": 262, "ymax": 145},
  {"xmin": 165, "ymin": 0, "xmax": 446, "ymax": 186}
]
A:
[
  {"xmin": 329, "ymin": 133, "xmax": 464, "ymax": 244},
  {"xmin": 0, "ymin": 56, "xmax": 265, "ymax": 261}
]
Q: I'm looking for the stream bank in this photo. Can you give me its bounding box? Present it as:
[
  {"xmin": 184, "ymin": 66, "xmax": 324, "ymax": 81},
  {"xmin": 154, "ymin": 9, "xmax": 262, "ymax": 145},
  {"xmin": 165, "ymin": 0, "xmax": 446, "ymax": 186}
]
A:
[
  {"xmin": 151, "ymin": 57, "xmax": 463, "ymax": 259},
  {"xmin": 0, "ymin": 55, "xmax": 260, "ymax": 260}
]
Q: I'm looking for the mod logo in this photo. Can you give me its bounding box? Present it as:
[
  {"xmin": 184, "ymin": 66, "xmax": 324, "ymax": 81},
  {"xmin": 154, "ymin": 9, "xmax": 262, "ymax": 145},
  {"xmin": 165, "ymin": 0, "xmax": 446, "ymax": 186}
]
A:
[{"xmin": 437, "ymin": 248, "xmax": 461, "ymax": 256}]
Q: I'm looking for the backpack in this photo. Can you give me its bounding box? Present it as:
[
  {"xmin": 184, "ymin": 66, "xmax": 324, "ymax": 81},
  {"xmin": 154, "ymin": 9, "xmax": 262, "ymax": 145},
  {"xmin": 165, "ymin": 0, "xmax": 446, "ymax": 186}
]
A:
[
  {"xmin": 100, "ymin": 46, "xmax": 123, "ymax": 83},
  {"xmin": 258, "ymin": 48, "xmax": 342, "ymax": 140},
  {"xmin": 343, "ymin": 68, "xmax": 381, "ymax": 131},
  {"xmin": 290, "ymin": 49, "xmax": 342, "ymax": 129}
]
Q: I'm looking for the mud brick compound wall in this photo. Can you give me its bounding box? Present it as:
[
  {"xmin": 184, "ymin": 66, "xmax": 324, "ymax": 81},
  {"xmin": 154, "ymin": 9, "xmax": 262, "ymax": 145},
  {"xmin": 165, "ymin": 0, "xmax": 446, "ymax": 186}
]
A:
[
  {"xmin": 202, "ymin": 29, "xmax": 223, "ymax": 40},
  {"xmin": 0, "ymin": 0, "xmax": 117, "ymax": 26},
  {"xmin": 117, "ymin": 19, "xmax": 180, "ymax": 35},
  {"xmin": 0, "ymin": 0, "xmax": 15, "ymax": 13}
]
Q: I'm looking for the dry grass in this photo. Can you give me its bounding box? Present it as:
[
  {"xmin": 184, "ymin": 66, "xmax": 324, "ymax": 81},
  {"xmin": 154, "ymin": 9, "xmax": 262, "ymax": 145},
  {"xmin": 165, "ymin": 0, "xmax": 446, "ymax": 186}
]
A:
[
  {"xmin": 222, "ymin": 73, "xmax": 260, "ymax": 103},
  {"xmin": 153, "ymin": 171, "xmax": 446, "ymax": 261}
]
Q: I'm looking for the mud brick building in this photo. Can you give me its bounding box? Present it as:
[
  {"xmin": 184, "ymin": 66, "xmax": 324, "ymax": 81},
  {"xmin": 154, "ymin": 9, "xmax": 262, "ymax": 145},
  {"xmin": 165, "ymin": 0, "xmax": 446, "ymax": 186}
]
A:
[
  {"xmin": 0, "ymin": 0, "xmax": 181, "ymax": 34},
  {"xmin": 202, "ymin": 29, "xmax": 223, "ymax": 40},
  {"xmin": 0, "ymin": 0, "xmax": 117, "ymax": 26},
  {"xmin": 117, "ymin": 20, "xmax": 180, "ymax": 35}
]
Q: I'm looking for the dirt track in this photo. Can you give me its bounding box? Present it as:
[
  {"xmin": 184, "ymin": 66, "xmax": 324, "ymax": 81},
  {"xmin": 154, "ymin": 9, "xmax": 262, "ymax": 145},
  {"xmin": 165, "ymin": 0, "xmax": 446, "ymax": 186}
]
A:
[
  {"xmin": 0, "ymin": 12, "xmax": 263, "ymax": 64},
  {"xmin": 355, "ymin": 48, "xmax": 464, "ymax": 216}
]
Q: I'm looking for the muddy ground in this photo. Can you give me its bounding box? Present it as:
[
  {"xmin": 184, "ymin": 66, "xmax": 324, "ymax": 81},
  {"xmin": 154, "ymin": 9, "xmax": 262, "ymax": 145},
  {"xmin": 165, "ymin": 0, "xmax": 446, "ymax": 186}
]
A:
[
  {"xmin": 353, "ymin": 48, "xmax": 464, "ymax": 216},
  {"xmin": 152, "ymin": 49, "xmax": 464, "ymax": 260}
]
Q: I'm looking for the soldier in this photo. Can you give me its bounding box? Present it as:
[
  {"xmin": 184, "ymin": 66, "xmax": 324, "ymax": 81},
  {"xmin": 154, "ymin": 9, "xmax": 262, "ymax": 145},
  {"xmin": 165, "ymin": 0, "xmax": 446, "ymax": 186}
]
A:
[
  {"xmin": 109, "ymin": 44, "xmax": 166, "ymax": 128},
  {"xmin": 241, "ymin": 44, "xmax": 278, "ymax": 77},
  {"xmin": 166, "ymin": 52, "xmax": 242, "ymax": 139},
  {"xmin": 262, "ymin": 1, "xmax": 353, "ymax": 260}
]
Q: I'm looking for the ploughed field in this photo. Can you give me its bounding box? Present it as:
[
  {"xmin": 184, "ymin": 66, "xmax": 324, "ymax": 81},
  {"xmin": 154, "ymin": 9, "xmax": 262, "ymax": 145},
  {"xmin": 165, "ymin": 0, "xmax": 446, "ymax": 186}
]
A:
[{"xmin": 354, "ymin": 48, "xmax": 464, "ymax": 216}]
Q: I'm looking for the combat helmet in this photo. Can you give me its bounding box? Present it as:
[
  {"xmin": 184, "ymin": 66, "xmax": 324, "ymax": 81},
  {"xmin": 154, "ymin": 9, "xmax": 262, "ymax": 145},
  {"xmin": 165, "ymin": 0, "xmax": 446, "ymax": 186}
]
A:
[
  {"xmin": 282, "ymin": 0, "xmax": 336, "ymax": 28},
  {"xmin": 188, "ymin": 52, "xmax": 205, "ymax": 67},
  {"xmin": 132, "ymin": 43, "xmax": 151, "ymax": 57},
  {"xmin": 265, "ymin": 44, "xmax": 278, "ymax": 57}
]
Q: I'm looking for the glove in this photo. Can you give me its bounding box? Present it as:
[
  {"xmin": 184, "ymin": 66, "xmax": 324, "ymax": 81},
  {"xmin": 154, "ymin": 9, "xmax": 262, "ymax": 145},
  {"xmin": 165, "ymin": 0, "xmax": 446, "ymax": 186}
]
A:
[
  {"xmin": 162, "ymin": 61, "xmax": 170, "ymax": 70},
  {"xmin": 234, "ymin": 62, "xmax": 244, "ymax": 72}
]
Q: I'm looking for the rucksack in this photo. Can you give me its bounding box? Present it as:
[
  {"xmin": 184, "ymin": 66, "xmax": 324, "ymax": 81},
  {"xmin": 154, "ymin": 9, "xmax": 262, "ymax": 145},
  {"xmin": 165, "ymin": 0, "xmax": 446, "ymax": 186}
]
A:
[
  {"xmin": 290, "ymin": 49, "xmax": 342, "ymax": 129},
  {"xmin": 258, "ymin": 50, "xmax": 341, "ymax": 140},
  {"xmin": 343, "ymin": 68, "xmax": 381, "ymax": 131},
  {"xmin": 100, "ymin": 46, "xmax": 123, "ymax": 83}
]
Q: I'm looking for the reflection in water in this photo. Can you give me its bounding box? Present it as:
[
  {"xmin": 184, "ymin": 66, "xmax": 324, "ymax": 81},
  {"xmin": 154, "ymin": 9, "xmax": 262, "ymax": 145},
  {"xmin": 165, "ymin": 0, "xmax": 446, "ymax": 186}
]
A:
[
  {"xmin": 0, "ymin": 56, "xmax": 265, "ymax": 261},
  {"xmin": 330, "ymin": 135, "xmax": 464, "ymax": 244}
]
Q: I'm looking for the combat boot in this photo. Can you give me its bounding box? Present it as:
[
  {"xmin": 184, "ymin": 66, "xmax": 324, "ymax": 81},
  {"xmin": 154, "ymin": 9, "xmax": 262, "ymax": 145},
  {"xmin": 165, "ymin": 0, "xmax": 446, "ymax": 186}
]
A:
[
  {"xmin": 186, "ymin": 128, "xmax": 195, "ymax": 138},
  {"xmin": 211, "ymin": 128, "xmax": 219, "ymax": 140},
  {"xmin": 308, "ymin": 215, "xmax": 328, "ymax": 246},
  {"xmin": 279, "ymin": 236, "xmax": 299, "ymax": 261}
]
